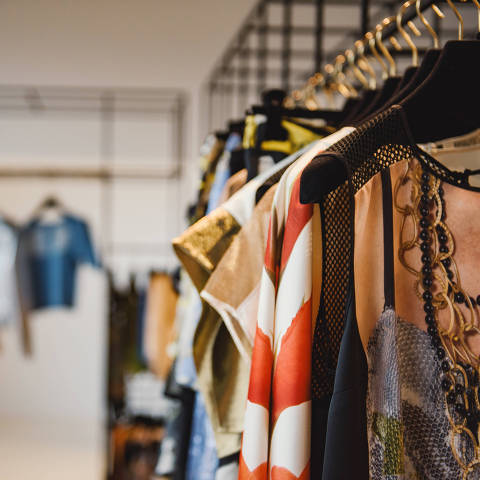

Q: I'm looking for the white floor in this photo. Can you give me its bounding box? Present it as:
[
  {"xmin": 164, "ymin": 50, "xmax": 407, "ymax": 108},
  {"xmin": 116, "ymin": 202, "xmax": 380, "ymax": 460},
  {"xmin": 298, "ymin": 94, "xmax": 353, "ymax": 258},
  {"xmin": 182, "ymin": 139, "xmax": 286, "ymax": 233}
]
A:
[{"xmin": 0, "ymin": 417, "xmax": 106, "ymax": 480}]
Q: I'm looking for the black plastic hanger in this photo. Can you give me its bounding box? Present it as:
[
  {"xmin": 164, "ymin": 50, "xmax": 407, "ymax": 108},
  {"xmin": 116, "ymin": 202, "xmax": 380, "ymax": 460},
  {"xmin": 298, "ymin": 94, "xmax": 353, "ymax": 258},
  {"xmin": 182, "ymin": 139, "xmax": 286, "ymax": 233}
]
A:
[
  {"xmin": 353, "ymin": 76, "xmax": 401, "ymax": 124},
  {"xmin": 401, "ymin": 39, "xmax": 479, "ymax": 143},
  {"xmin": 215, "ymin": 130, "xmax": 229, "ymax": 142},
  {"xmin": 41, "ymin": 195, "xmax": 60, "ymax": 209},
  {"xmin": 341, "ymin": 89, "xmax": 378, "ymax": 126},
  {"xmin": 393, "ymin": 65, "xmax": 418, "ymax": 95},
  {"xmin": 250, "ymin": 87, "xmax": 344, "ymax": 124},
  {"xmin": 363, "ymin": 48, "xmax": 441, "ymax": 122}
]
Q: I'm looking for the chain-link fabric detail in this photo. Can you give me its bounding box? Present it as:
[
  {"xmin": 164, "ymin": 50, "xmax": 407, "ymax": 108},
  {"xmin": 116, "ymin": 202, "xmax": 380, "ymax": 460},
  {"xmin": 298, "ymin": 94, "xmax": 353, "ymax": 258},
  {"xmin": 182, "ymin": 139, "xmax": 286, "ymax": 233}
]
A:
[{"xmin": 367, "ymin": 309, "xmax": 470, "ymax": 479}]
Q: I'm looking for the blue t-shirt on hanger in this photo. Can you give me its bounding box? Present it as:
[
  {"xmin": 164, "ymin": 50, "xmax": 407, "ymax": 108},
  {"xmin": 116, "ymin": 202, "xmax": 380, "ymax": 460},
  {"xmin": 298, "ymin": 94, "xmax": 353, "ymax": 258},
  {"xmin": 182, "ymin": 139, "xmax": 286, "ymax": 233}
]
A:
[{"xmin": 18, "ymin": 214, "xmax": 99, "ymax": 310}]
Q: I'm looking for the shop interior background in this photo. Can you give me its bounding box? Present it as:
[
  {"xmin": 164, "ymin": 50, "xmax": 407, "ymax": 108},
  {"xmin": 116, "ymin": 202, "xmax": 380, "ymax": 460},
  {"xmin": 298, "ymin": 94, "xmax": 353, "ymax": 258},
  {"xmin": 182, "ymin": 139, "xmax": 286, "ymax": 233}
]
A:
[{"xmin": 0, "ymin": 1, "xmax": 475, "ymax": 479}]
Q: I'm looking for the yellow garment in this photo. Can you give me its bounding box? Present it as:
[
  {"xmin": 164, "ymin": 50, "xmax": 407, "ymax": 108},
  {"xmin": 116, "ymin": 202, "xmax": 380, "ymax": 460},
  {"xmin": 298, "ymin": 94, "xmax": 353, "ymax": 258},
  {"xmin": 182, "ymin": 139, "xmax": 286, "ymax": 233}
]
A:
[
  {"xmin": 143, "ymin": 273, "xmax": 178, "ymax": 380},
  {"xmin": 261, "ymin": 119, "xmax": 321, "ymax": 154},
  {"xmin": 243, "ymin": 114, "xmax": 322, "ymax": 155}
]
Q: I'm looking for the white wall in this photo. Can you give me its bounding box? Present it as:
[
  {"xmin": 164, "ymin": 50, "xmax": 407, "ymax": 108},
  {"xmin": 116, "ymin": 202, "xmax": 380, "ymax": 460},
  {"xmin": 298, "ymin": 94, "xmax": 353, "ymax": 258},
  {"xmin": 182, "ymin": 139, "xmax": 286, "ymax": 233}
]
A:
[{"xmin": 0, "ymin": 2, "xmax": 257, "ymax": 479}]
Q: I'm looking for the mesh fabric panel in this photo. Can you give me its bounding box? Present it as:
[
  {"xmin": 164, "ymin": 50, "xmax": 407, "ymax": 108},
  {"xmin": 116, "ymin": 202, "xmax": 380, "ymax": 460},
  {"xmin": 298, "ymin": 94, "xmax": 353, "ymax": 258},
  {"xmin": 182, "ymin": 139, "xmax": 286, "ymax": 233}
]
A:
[{"xmin": 312, "ymin": 106, "xmax": 415, "ymax": 399}]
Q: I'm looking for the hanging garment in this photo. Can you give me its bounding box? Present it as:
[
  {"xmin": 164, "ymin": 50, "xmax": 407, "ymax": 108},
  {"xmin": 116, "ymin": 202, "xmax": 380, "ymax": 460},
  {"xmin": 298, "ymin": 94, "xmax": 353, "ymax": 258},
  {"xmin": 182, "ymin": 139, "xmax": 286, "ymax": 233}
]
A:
[
  {"xmin": 166, "ymin": 270, "xmax": 219, "ymax": 480},
  {"xmin": 207, "ymin": 132, "xmax": 243, "ymax": 215},
  {"xmin": 173, "ymin": 143, "xmax": 315, "ymax": 460},
  {"xmin": 200, "ymin": 184, "xmax": 277, "ymax": 361},
  {"xmin": 154, "ymin": 368, "xmax": 195, "ymax": 480},
  {"xmin": 185, "ymin": 392, "xmax": 219, "ymax": 480},
  {"xmin": 299, "ymin": 107, "xmax": 480, "ymax": 478},
  {"xmin": 354, "ymin": 144, "xmax": 480, "ymax": 479},
  {"xmin": 238, "ymin": 127, "xmax": 354, "ymax": 480},
  {"xmin": 243, "ymin": 114, "xmax": 323, "ymax": 181},
  {"xmin": 17, "ymin": 213, "xmax": 98, "ymax": 310},
  {"xmin": 0, "ymin": 217, "xmax": 18, "ymax": 326},
  {"xmin": 193, "ymin": 135, "xmax": 226, "ymax": 222},
  {"xmin": 218, "ymin": 169, "xmax": 248, "ymax": 206},
  {"xmin": 143, "ymin": 273, "xmax": 179, "ymax": 380}
]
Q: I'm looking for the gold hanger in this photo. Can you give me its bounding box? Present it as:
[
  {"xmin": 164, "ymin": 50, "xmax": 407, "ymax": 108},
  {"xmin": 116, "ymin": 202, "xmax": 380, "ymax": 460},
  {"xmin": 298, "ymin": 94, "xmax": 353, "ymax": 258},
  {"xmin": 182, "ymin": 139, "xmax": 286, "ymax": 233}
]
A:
[
  {"xmin": 334, "ymin": 54, "xmax": 358, "ymax": 97},
  {"xmin": 345, "ymin": 48, "xmax": 370, "ymax": 90},
  {"xmin": 397, "ymin": 0, "xmax": 420, "ymax": 66},
  {"xmin": 445, "ymin": 0, "xmax": 465, "ymax": 39},
  {"xmin": 324, "ymin": 62, "xmax": 350, "ymax": 99},
  {"xmin": 366, "ymin": 31, "xmax": 389, "ymax": 79},
  {"xmin": 470, "ymin": 0, "xmax": 480, "ymax": 32},
  {"xmin": 416, "ymin": 0, "xmax": 445, "ymax": 48},
  {"xmin": 354, "ymin": 39, "xmax": 377, "ymax": 89},
  {"xmin": 375, "ymin": 17, "xmax": 398, "ymax": 76}
]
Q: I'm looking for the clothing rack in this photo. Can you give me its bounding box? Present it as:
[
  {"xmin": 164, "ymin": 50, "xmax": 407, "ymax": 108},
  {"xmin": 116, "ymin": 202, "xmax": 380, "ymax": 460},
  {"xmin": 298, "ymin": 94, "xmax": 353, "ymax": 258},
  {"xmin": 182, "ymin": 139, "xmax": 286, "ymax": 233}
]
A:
[{"xmin": 203, "ymin": 0, "xmax": 475, "ymax": 135}]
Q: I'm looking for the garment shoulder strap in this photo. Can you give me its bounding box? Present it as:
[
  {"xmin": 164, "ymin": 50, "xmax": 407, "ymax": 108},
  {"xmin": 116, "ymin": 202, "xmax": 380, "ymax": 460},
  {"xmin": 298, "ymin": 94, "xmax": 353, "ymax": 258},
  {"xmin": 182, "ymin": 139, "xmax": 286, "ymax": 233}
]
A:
[{"xmin": 380, "ymin": 167, "xmax": 395, "ymax": 310}]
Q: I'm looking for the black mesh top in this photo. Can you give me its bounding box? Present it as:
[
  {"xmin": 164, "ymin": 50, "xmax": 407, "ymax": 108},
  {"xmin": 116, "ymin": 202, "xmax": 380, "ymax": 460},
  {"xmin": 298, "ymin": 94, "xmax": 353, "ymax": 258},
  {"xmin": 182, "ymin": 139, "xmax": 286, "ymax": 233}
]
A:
[{"xmin": 301, "ymin": 105, "xmax": 420, "ymax": 399}]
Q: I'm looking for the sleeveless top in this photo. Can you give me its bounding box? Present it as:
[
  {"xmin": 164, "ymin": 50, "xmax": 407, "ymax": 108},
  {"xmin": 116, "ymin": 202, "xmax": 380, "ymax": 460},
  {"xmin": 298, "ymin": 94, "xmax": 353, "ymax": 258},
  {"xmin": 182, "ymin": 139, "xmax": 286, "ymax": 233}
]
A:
[{"xmin": 351, "ymin": 134, "xmax": 480, "ymax": 479}]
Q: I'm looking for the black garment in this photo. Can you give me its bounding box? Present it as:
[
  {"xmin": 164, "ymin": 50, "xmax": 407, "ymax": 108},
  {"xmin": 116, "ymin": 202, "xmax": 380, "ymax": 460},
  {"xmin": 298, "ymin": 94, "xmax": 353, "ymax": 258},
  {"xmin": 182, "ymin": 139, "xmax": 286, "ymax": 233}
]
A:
[{"xmin": 301, "ymin": 106, "xmax": 418, "ymax": 478}]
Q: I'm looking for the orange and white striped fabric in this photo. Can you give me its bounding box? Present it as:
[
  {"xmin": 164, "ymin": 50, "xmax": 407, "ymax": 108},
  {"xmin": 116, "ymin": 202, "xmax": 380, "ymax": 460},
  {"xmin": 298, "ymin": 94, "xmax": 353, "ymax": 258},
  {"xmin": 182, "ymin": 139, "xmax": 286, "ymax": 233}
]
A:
[{"xmin": 238, "ymin": 128, "xmax": 354, "ymax": 480}]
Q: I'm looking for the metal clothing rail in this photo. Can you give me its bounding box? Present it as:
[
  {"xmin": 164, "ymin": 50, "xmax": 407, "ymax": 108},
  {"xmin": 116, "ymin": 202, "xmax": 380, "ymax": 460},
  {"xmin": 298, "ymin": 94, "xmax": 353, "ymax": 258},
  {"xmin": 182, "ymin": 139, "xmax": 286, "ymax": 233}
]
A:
[
  {"xmin": 0, "ymin": 166, "xmax": 181, "ymax": 180},
  {"xmin": 202, "ymin": 0, "xmax": 475, "ymax": 134}
]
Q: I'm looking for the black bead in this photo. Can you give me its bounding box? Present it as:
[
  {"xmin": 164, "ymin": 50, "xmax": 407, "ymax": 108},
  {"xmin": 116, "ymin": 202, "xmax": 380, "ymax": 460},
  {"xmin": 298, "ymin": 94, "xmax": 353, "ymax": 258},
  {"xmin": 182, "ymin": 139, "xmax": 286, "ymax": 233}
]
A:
[
  {"xmin": 455, "ymin": 384, "xmax": 465, "ymax": 394},
  {"xmin": 424, "ymin": 303, "xmax": 434, "ymax": 314},
  {"xmin": 447, "ymin": 270, "xmax": 454, "ymax": 280},
  {"xmin": 437, "ymin": 347, "xmax": 446, "ymax": 359},
  {"xmin": 436, "ymin": 224, "xmax": 444, "ymax": 233},
  {"xmin": 421, "ymin": 172, "xmax": 430, "ymax": 182},
  {"xmin": 420, "ymin": 229, "xmax": 429, "ymax": 241},
  {"xmin": 420, "ymin": 206, "xmax": 429, "ymax": 217},
  {"xmin": 472, "ymin": 371, "xmax": 479, "ymax": 387},
  {"xmin": 438, "ymin": 233, "xmax": 448, "ymax": 244},
  {"xmin": 441, "ymin": 378, "xmax": 452, "ymax": 391},
  {"xmin": 466, "ymin": 411, "xmax": 475, "ymax": 423},
  {"xmin": 423, "ymin": 277, "xmax": 433, "ymax": 288},
  {"xmin": 420, "ymin": 218, "xmax": 429, "ymax": 228},
  {"xmin": 423, "ymin": 291, "xmax": 433, "ymax": 301},
  {"xmin": 455, "ymin": 292, "xmax": 466, "ymax": 304},
  {"xmin": 420, "ymin": 194, "xmax": 430, "ymax": 205},
  {"xmin": 448, "ymin": 284, "xmax": 453, "ymax": 295},
  {"xmin": 425, "ymin": 314, "xmax": 435, "ymax": 325},
  {"xmin": 422, "ymin": 265, "xmax": 432, "ymax": 275},
  {"xmin": 440, "ymin": 245, "xmax": 449, "ymax": 253},
  {"xmin": 447, "ymin": 391, "xmax": 457, "ymax": 404},
  {"xmin": 441, "ymin": 360, "xmax": 450, "ymax": 372},
  {"xmin": 466, "ymin": 387, "xmax": 474, "ymax": 397},
  {"xmin": 476, "ymin": 295, "xmax": 480, "ymax": 306},
  {"xmin": 441, "ymin": 257, "xmax": 451, "ymax": 268},
  {"xmin": 438, "ymin": 186, "xmax": 444, "ymax": 196},
  {"xmin": 421, "ymin": 183, "xmax": 430, "ymax": 193},
  {"xmin": 427, "ymin": 325, "xmax": 437, "ymax": 336},
  {"xmin": 420, "ymin": 242, "xmax": 430, "ymax": 253},
  {"xmin": 455, "ymin": 404, "xmax": 466, "ymax": 416},
  {"xmin": 421, "ymin": 254, "xmax": 431, "ymax": 264},
  {"xmin": 470, "ymin": 297, "xmax": 476, "ymax": 306}
]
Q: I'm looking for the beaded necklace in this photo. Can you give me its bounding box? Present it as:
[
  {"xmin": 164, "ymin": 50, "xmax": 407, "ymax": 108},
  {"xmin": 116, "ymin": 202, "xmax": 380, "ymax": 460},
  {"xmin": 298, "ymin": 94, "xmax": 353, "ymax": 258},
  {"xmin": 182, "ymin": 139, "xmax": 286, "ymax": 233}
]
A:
[{"xmin": 396, "ymin": 158, "xmax": 480, "ymax": 476}]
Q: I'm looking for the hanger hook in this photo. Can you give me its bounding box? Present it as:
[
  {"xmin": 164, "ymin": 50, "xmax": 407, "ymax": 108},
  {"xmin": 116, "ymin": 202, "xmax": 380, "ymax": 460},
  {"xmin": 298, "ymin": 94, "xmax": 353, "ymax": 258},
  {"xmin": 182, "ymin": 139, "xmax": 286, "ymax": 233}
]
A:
[
  {"xmin": 354, "ymin": 39, "xmax": 377, "ymax": 89},
  {"xmin": 375, "ymin": 17, "xmax": 397, "ymax": 76},
  {"xmin": 397, "ymin": 0, "xmax": 419, "ymax": 66},
  {"xmin": 416, "ymin": 0, "xmax": 445, "ymax": 48},
  {"xmin": 445, "ymin": 0, "xmax": 464, "ymax": 40},
  {"xmin": 334, "ymin": 54, "xmax": 358, "ymax": 97},
  {"xmin": 470, "ymin": 0, "xmax": 480, "ymax": 32},
  {"xmin": 345, "ymin": 48, "xmax": 370, "ymax": 90},
  {"xmin": 365, "ymin": 31, "xmax": 389, "ymax": 79},
  {"xmin": 324, "ymin": 62, "xmax": 350, "ymax": 99}
]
